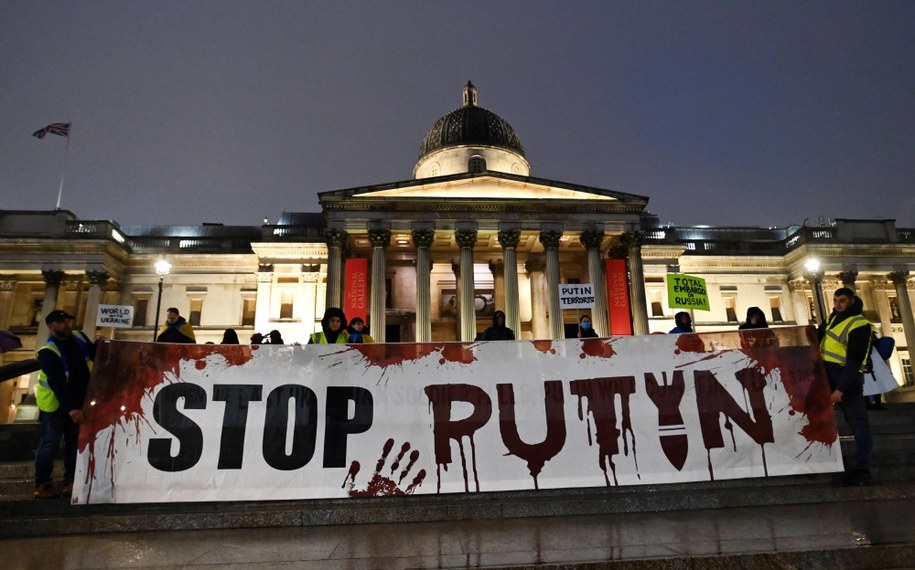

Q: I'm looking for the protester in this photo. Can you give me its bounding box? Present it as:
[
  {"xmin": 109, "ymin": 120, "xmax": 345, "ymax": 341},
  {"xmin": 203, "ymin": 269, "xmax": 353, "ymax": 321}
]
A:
[
  {"xmin": 33, "ymin": 310, "xmax": 94, "ymax": 499},
  {"xmin": 739, "ymin": 307, "xmax": 769, "ymax": 330},
  {"xmin": 250, "ymin": 332, "xmax": 264, "ymax": 345},
  {"xmin": 156, "ymin": 308, "xmax": 196, "ymax": 343},
  {"xmin": 267, "ymin": 330, "xmax": 284, "ymax": 345},
  {"xmin": 578, "ymin": 314, "xmax": 599, "ymax": 338},
  {"xmin": 221, "ymin": 328, "xmax": 239, "ymax": 344},
  {"xmin": 346, "ymin": 317, "xmax": 374, "ymax": 343},
  {"xmin": 478, "ymin": 310, "xmax": 515, "ymax": 341},
  {"xmin": 669, "ymin": 312, "xmax": 693, "ymax": 334},
  {"xmin": 818, "ymin": 290, "xmax": 874, "ymax": 485},
  {"xmin": 309, "ymin": 307, "xmax": 349, "ymax": 344}
]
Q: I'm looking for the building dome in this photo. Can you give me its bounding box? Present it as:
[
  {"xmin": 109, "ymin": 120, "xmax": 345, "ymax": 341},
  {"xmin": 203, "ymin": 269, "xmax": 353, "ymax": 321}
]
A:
[
  {"xmin": 418, "ymin": 82, "xmax": 525, "ymax": 159},
  {"xmin": 414, "ymin": 82, "xmax": 530, "ymax": 179}
]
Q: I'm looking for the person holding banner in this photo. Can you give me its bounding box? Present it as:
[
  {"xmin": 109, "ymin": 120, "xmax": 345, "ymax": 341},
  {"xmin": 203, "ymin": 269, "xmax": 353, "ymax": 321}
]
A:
[
  {"xmin": 309, "ymin": 307, "xmax": 349, "ymax": 344},
  {"xmin": 33, "ymin": 310, "xmax": 95, "ymax": 499},
  {"xmin": 818, "ymin": 290, "xmax": 874, "ymax": 486},
  {"xmin": 577, "ymin": 315, "xmax": 599, "ymax": 338}
]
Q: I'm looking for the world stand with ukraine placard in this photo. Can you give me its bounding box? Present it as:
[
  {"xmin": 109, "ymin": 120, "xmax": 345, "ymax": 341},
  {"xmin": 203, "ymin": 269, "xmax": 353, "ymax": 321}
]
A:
[{"xmin": 667, "ymin": 273, "xmax": 710, "ymax": 311}]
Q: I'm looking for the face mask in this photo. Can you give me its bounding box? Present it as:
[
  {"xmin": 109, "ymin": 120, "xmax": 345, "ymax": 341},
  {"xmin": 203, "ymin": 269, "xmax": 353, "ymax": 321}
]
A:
[{"xmin": 582, "ymin": 322, "xmax": 591, "ymax": 330}]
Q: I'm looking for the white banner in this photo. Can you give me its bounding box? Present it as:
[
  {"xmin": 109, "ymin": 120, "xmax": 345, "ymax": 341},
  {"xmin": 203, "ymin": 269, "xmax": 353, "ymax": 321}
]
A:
[
  {"xmin": 74, "ymin": 327, "xmax": 842, "ymax": 504},
  {"xmin": 558, "ymin": 284, "xmax": 595, "ymax": 309},
  {"xmin": 96, "ymin": 304, "xmax": 134, "ymax": 328}
]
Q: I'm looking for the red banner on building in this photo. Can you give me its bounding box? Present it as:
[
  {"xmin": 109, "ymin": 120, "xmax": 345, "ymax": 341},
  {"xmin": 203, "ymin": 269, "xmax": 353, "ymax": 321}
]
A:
[
  {"xmin": 344, "ymin": 258, "xmax": 368, "ymax": 324},
  {"xmin": 605, "ymin": 259, "xmax": 632, "ymax": 335}
]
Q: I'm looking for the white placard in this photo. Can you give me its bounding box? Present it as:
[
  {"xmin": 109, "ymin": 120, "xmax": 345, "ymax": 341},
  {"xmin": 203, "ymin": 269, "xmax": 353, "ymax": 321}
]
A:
[{"xmin": 96, "ymin": 304, "xmax": 134, "ymax": 328}]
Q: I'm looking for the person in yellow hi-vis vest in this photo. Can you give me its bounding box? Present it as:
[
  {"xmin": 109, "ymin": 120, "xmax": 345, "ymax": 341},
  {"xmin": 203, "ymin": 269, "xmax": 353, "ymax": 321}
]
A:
[
  {"xmin": 34, "ymin": 310, "xmax": 95, "ymax": 499},
  {"xmin": 817, "ymin": 288, "xmax": 874, "ymax": 486},
  {"xmin": 308, "ymin": 307, "xmax": 349, "ymax": 344}
]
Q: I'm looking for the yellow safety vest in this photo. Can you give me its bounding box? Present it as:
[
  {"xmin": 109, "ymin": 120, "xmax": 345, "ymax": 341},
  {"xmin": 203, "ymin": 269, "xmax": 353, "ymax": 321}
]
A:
[
  {"xmin": 35, "ymin": 332, "xmax": 93, "ymax": 413},
  {"xmin": 309, "ymin": 331, "xmax": 349, "ymax": 344},
  {"xmin": 820, "ymin": 314, "xmax": 872, "ymax": 372}
]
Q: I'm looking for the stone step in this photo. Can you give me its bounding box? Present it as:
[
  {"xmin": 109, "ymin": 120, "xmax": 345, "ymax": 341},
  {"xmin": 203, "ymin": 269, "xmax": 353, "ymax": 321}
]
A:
[{"xmin": 2, "ymin": 471, "xmax": 914, "ymax": 538}]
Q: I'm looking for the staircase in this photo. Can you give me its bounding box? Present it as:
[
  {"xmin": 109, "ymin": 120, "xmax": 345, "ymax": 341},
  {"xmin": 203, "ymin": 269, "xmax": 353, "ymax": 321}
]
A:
[{"xmin": 1, "ymin": 405, "xmax": 914, "ymax": 567}]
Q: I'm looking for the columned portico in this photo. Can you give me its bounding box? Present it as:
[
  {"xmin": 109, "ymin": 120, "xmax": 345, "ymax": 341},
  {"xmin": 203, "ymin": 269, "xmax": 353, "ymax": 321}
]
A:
[
  {"xmin": 83, "ymin": 270, "xmax": 109, "ymax": 338},
  {"xmin": 455, "ymin": 227, "xmax": 478, "ymax": 341},
  {"xmin": 888, "ymin": 271, "xmax": 915, "ymax": 360},
  {"xmin": 412, "ymin": 228, "xmax": 435, "ymax": 342},
  {"xmin": 581, "ymin": 230, "xmax": 608, "ymax": 337},
  {"xmin": 624, "ymin": 233, "xmax": 649, "ymax": 335},
  {"xmin": 539, "ymin": 229, "xmax": 563, "ymax": 339},
  {"xmin": 324, "ymin": 229, "xmax": 347, "ymax": 309},
  {"xmin": 497, "ymin": 229, "xmax": 522, "ymax": 336},
  {"xmin": 368, "ymin": 228, "xmax": 391, "ymax": 342}
]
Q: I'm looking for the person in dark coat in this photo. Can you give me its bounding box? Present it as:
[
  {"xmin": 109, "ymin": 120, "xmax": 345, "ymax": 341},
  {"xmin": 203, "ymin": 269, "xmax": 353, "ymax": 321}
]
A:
[
  {"xmin": 156, "ymin": 308, "xmax": 196, "ymax": 343},
  {"xmin": 578, "ymin": 315, "xmax": 599, "ymax": 338},
  {"xmin": 739, "ymin": 307, "xmax": 769, "ymax": 330},
  {"xmin": 267, "ymin": 330, "xmax": 284, "ymax": 345},
  {"xmin": 478, "ymin": 310, "xmax": 515, "ymax": 341},
  {"xmin": 221, "ymin": 328, "xmax": 239, "ymax": 344}
]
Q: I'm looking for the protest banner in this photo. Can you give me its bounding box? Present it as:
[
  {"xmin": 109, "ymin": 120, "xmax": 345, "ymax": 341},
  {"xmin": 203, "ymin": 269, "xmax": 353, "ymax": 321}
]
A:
[
  {"xmin": 558, "ymin": 284, "xmax": 595, "ymax": 309},
  {"xmin": 344, "ymin": 258, "xmax": 368, "ymax": 325},
  {"xmin": 96, "ymin": 304, "xmax": 134, "ymax": 328},
  {"xmin": 73, "ymin": 327, "xmax": 841, "ymax": 504},
  {"xmin": 667, "ymin": 273, "xmax": 710, "ymax": 311},
  {"xmin": 604, "ymin": 259, "xmax": 632, "ymax": 335}
]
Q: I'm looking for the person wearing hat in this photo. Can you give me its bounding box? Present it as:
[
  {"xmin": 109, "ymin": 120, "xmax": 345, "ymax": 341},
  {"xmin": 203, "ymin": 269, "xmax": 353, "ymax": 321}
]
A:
[
  {"xmin": 308, "ymin": 307, "xmax": 349, "ymax": 344},
  {"xmin": 33, "ymin": 309, "xmax": 95, "ymax": 499}
]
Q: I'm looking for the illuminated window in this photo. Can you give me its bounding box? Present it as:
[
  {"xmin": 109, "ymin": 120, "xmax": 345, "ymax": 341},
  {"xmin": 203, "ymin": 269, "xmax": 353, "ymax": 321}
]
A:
[
  {"xmin": 241, "ymin": 298, "xmax": 256, "ymax": 326},
  {"xmin": 769, "ymin": 297, "xmax": 783, "ymax": 322},
  {"xmin": 280, "ymin": 292, "xmax": 293, "ymax": 320},
  {"xmin": 723, "ymin": 296, "xmax": 737, "ymax": 323},
  {"xmin": 902, "ymin": 358, "xmax": 913, "ymax": 387},
  {"xmin": 134, "ymin": 299, "xmax": 148, "ymax": 327},
  {"xmin": 189, "ymin": 299, "xmax": 203, "ymax": 327}
]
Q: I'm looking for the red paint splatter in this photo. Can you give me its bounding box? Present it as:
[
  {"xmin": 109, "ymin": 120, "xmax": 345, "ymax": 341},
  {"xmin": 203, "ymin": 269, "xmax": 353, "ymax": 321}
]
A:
[
  {"xmin": 350, "ymin": 342, "xmax": 475, "ymax": 369},
  {"xmin": 579, "ymin": 339, "xmax": 616, "ymax": 359},
  {"xmin": 345, "ymin": 438, "xmax": 426, "ymax": 497},
  {"xmin": 78, "ymin": 342, "xmax": 254, "ymax": 498},
  {"xmin": 532, "ymin": 340, "xmax": 554, "ymax": 354},
  {"xmin": 675, "ymin": 333, "xmax": 707, "ymax": 354}
]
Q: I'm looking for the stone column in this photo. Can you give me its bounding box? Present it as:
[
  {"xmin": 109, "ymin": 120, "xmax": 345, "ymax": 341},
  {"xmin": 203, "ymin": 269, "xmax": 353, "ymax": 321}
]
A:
[
  {"xmin": 412, "ymin": 228, "xmax": 435, "ymax": 342},
  {"xmin": 787, "ymin": 279, "xmax": 811, "ymax": 325},
  {"xmin": 837, "ymin": 271, "xmax": 859, "ymax": 294},
  {"xmin": 888, "ymin": 272, "xmax": 915, "ymax": 361},
  {"xmin": 255, "ymin": 265, "xmax": 273, "ymax": 336},
  {"xmin": 36, "ymin": 270, "xmax": 65, "ymax": 345},
  {"xmin": 526, "ymin": 257, "xmax": 548, "ymax": 339},
  {"xmin": 455, "ymin": 228, "xmax": 478, "ymax": 341},
  {"xmin": 82, "ymin": 271, "xmax": 109, "ymax": 339},
  {"xmin": 489, "ymin": 259, "xmax": 505, "ymax": 314},
  {"xmin": 539, "ymin": 230, "xmax": 563, "ymax": 339},
  {"xmin": 498, "ymin": 229, "xmax": 522, "ymax": 338},
  {"xmin": 368, "ymin": 228, "xmax": 391, "ymax": 342},
  {"xmin": 581, "ymin": 230, "xmax": 608, "ymax": 337},
  {"xmin": 0, "ymin": 280, "xmax": 15, "ymax": 331},
  {"xmin": 324, "ymin": 229, "xmax": 347, "ymax": 310},
  {"xmin": 624, "ymin": 233, "xmax": 650, "ymax": 335}
]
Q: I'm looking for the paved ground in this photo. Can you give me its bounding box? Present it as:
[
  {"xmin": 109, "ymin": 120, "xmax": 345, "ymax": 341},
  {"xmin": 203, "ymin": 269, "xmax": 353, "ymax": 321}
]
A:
[{"xmin": 3, "ymin": 497, "xmax": 914, "ymax": 569}]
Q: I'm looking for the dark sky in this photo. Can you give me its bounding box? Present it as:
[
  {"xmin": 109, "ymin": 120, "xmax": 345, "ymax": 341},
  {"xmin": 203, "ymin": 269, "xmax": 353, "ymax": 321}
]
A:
[{"xmin": 2, "ymin": 1, "xmax": 913, "ymax": 229}]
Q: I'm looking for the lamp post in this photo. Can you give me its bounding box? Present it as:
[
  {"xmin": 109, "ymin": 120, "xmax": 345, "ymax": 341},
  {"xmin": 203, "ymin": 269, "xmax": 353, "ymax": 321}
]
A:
[
  {"xmin": 152, "ymin": 260, "xmax": 171, "ymax": 341},
  {"xmin": 804, "ymin": 258, "xmax": 826, "ymax": 324}
]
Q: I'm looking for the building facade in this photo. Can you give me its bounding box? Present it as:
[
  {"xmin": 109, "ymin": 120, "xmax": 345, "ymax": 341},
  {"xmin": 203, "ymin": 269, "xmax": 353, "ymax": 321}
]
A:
[{"xmin": 2, "ymin": 83, "xmax": 914, "ymax": 422}]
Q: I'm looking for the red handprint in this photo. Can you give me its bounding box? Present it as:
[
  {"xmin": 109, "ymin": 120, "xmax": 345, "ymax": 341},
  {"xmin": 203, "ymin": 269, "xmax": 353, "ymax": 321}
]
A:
[{"xmin": 342, "ymin": 438, "xmax": 427, "ymax": 497}]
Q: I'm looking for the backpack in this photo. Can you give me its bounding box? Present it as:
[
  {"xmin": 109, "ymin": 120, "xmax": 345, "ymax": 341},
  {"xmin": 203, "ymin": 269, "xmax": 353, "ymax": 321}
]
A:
[{"xmin": 874, "ymin": 335, "xmax": 895, "ymax": 360}]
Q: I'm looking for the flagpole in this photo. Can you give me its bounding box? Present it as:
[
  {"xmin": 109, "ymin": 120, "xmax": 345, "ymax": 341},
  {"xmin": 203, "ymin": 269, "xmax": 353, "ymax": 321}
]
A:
[{"xmin": 55, "ymin": 123, "xmax": 72, "ymax": 210}]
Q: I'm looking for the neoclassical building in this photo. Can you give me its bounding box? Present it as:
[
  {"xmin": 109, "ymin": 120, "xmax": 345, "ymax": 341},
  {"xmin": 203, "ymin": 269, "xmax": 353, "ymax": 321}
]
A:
[{"xmin": 1, "ymin": 82, "xmax": 914, "ymax": 421}]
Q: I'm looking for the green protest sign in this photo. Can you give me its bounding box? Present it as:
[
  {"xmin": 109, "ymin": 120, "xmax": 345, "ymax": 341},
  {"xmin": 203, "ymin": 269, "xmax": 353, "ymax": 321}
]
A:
[{"xmin": 666, "ymin": 273, "xmax": 710, "ymax": 311}]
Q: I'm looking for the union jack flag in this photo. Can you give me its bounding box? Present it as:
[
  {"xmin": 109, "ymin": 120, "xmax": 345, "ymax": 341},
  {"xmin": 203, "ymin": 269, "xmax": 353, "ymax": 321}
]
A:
[{"xmin": 32, "ymin": 123, "xmax": 70, "ymax": 139}]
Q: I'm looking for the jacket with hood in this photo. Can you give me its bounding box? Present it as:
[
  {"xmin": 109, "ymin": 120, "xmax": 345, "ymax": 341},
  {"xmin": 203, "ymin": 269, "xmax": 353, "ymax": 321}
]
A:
[
  {"xmin": 669, "ymin": 312, "xmax": 693, "ymax": 334},
  {"xmin": 309, "ymin": 308, "xmax": 349, "ymax": 344},
  {"xmin": 739, "ymin": 307, "xmax": 769, "ymax": 330},
  {"xmin": 478, "ymin": 310, "xmax": 515, "ymax": 341}
]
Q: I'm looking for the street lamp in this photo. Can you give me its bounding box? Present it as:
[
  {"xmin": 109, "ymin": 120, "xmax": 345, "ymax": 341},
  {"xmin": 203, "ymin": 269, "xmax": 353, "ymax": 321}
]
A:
[
  {"xmin": 152, "ymin": 260, "xmax": 171, "ymax": 341},
  {"xmin": 804, "ymin": 258, "xmax": 826, "ymax": 324}
]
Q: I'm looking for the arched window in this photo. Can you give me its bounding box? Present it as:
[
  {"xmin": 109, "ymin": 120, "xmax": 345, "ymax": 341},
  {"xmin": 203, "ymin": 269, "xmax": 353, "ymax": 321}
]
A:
[
  {"xmin": 469, "ymin": 156, "xmax": 486, "ymax": 173},
  {"xmin": 430, "ymin": 162, "xmax": 440, "ymax": 177}
]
